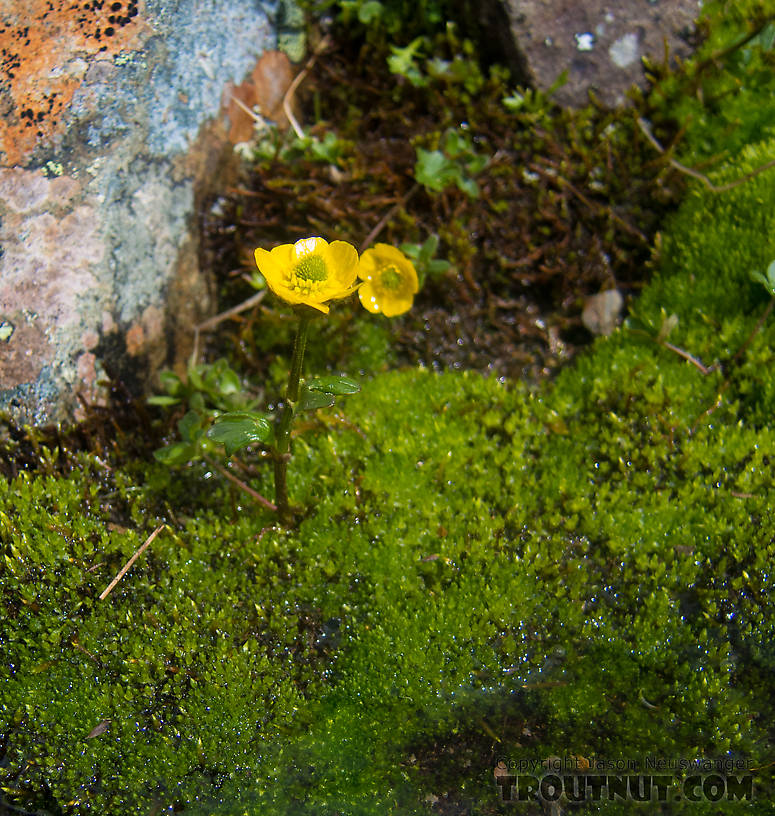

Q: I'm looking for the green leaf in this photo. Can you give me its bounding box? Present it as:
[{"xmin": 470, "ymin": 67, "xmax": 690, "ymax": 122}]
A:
[
  {"xmin": 190, "ymin": 392, "xmax": 206, "ymax": 414},
  {"xmin": 399, "ymin": 242, "xmax": 422, "ymax": 260},
  {"xmin": 750, "ymin": 260, "xmax": 775, "ymax": 296},
  {"xmin": 656, "ymin": 312, "xmax": 679, "ymax": 343},
  {"xmin": 357, "ymin": 0, "xmax": 383, "ymax": 24},
  {"xmin": 415, "ymin": 148, "xmax": 455, "ymax": 192},
  {"xmin": 387, "ymin": 38, "xmax": 426, "ymax": 85},
  {"xmin": 158, "ymin": 370, "xmax": 183, "ymax": 393},
  {"xmin": 216, "ymin": 368, "xmax": 242, "ymax": 396},
  {"xmin": 298, "ymin": 387, "xmax": 336, "ymax": 412},
  {"xmin": 428, "ymin": 259, "xmax": 451, "ymax": 275},
  {"xmin": 178, "ymin": 410, "xmax": 203, "ymax": 442},
  {"xmin": 426, "ymin": 57, "xmax": 451, "ymax": 79},
  {"xmin": 153, "ymin": 442, "xmax": 197, "ymax": 466},
  {"xmin": 456, "ymin": 176, "xmax": 480, "ymax": 198},
  {"xmin": 546, "ymin": 68, "xmax": 569, "ymax": 96},
  {"xmin": 502, "ymin": 91, "xmax": 526, "ymax": 111},
  {"xmin": 146, "ymin": 395, "xmax": 180, "ymax": 407},
  {"xmin": 306, "ymin": 375, "xmax": 360, "ymax": 396},
  {"xmin": 442, "ymin": 129, "xmax": 465, "ymax": 157},
  {"xmin": 420, "ymin": 234, "xmax": 440, "ymax": 258},
  {"xmin": 0, "ymin": 321, "xmax": 13, "ymax": 342},
  {"xmin": 466, "ymin": 154, "xmax": 489, "ymax": 175},
  {"xmin": 187, "ymin": 366, "xmax": 205, "ymax": 391},
  {"xmin": 248, "ymin": 271, "xmax": 267, "ymax": 291},
  {"xmin": 207, "ymin": 412, "xmax": 272, "ymax": 456}
]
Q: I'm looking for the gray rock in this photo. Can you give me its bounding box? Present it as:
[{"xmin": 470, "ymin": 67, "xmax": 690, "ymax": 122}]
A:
[
  {"xmin": 494, "ymin": 0, "xmax": 700, "ymax": 108},
  {"xmin": 0, "ymin": 1, "xmax": 292, "ymax": 424}
]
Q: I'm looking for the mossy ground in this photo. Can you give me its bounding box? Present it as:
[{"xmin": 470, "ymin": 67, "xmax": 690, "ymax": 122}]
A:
[{"xmin": 3, "ymin": 2, "xmax": 775, "ymax": 814}]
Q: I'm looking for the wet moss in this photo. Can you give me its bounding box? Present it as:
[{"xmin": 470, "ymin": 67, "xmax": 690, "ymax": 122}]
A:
[
  {"xmin": 4, "ymin": 324, "xmax": 775, "ymax": 813},
  {"xmin": 3, "ymin": 3, "xmax": 775, "ymax": 814}
]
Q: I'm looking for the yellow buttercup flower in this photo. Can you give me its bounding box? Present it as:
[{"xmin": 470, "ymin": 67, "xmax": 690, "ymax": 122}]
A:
[
  {"xmin": 254, "ymin": 237, "xmax": 359, "ymax": 314},
  {"xmin": 357, "ymin": 243, "xmax": 419, "ymax": 317}
]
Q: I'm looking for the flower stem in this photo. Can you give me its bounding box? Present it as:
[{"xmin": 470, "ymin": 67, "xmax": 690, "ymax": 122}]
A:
[{"xmin": 274, "ymin": 314, "xmax": 311, "ymax": 521}]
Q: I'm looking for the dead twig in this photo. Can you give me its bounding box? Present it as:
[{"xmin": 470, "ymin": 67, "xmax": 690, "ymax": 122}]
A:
[
  {"xmin": 528, "ymin": 161, "xmax": 649, "ymax": 243},
  {"xmin": 637, "ymin": 116, "xmax": 775, "ymax": 193},
  {"xmin": 71, "ymin": 637, "xmax": 100, "ymax": 663},
  {"xmin": 204, "ymin": 454, "xmax": 277, "ymax": 511},
  {"xmin": 191, "ymin": 290, "xmax": 266, "ymax": 365},
  {"xmin": 283, "ymin": 35, "xmax": 332, "ymax": 140},
  {"xmin": 99, "ymin": 524, "xmax": 167, "ymax": 600},
  {"xmin": 230, "ymin": 93, "xmax": 264, "ymax": 125},
  {"xmin": 660, "ymin": 341, "xmax": 716, "ymax": 375},
  {"xmin": 359, "ymin": 183, "xmax": 420, "ymax": 252},
  {"xmin": 628, "ymin": 326, "xmax": 717, "ymax": 375},
  {"xmin": 196, "ymin": 290, "xmax": 267, "ymax": 333}
]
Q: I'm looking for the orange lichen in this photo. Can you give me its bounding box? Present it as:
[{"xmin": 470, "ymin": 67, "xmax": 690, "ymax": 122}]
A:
[
  {"xmin": 0, "ymin": 1, "xmax": 148, "ymax": 166},
  {"xmin": 125, "ymin": 305, "xmax": 163, "ymax": 356}
]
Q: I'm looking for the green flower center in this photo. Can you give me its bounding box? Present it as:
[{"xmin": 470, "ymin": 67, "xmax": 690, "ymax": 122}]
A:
[
  {"xmin": 379, "ymin": 265, "xmax": 402, "ymax": 290},
  {"xmin": 294, "ymin": 255, "xmax": 328, "ymax": 283}
]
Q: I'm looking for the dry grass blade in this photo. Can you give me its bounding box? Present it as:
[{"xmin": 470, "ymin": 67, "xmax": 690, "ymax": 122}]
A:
[{"xmin": 99, "ymin": 524, "xmax": 167, "ymax": 600}]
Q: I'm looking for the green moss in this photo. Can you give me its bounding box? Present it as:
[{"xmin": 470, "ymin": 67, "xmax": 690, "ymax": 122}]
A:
[
  {"xmin": 4, "ymin": 5, "xmax": 775, "ymax": 816},
  {"xmin": 4, "ymin": 344, "xmax": 775, "ymax": 812},
  {"xmin": 629, "ymin": 135, "xmax": 775, "ymax": 434},
  {"xmin": 0, "ymin": 466, "xmax": 312, "ymax": 812},
  {"xmin": 649, "ymin": 0, "xmax": 775, "ymax": 164},
  {"xmin": 637, "ymin": 139, "xmax": 775, "ymax": 315}
]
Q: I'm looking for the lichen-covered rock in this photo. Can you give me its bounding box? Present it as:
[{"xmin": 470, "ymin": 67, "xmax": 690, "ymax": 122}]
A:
[
  {"xmin": 494, "ymin": 0, "xmax": 699, "ymax": 108},
  {"xmin": 0, "ymin": 1, "xmax": 296, "ymax": 424}
]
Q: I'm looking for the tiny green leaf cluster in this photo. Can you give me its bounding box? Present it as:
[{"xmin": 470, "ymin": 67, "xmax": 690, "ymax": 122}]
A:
[
  {"xmin": 150, "ymin": 358, "xmax": 259, "ymax": 466},
  {"xmin": 414, "ymin": 128, "xmax": 489, "ymax": 198},
  {"xmin": 399, "ymin": 234, "xmax": 451, "ymax": 286},
  {"xmin": 750, "ymin": 259, "xmax": 775, "ymax": 297}
]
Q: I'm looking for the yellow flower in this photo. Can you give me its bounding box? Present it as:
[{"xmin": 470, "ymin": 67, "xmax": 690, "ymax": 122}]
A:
[
  {"xmin": 356, "ymin": 243, "xmax": 419, "ymax": 317},
  {"xmin": 254, "ymin": 237, "xmax": 359, "ymax": 314}
]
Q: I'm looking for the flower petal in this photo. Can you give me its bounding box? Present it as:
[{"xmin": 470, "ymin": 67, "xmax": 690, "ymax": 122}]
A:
[
  {"xmin": 324, "ymin": 240, "xmax": 360, "ymax": 289},
  {"xmin": 373, "ymin": 243, "xmax": 419, "ymax": 293},
  {"xmin": 294, "ymin": 236, "xmax": 328, "ymax": 258},
  {"xmin": 358, "ymin": 281, "xmax": 382, "ymax": 313},
  {"xmin": 377, "ymin": 291, "xmax": 415, "ymax": 317},
  {"xmin": 298, "ymin": 299, "xmax": 330, "ymax": 314},
  {"xmin": 255, "ymin": 245, "xmax": 294, "ymax": 297}
]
